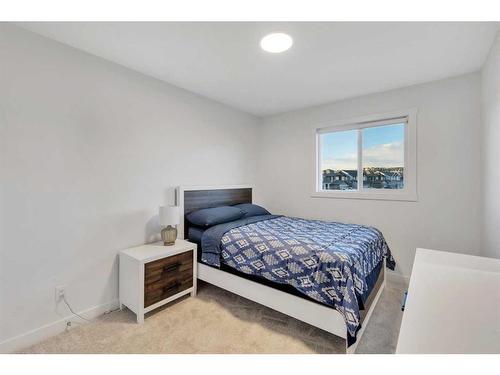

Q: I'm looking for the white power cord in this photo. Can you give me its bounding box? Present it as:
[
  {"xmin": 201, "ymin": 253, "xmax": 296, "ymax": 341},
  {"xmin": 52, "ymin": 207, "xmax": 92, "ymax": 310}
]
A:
[{"xmin": 62, "ymin": 296, "xmax": 92, "ymax": 323}]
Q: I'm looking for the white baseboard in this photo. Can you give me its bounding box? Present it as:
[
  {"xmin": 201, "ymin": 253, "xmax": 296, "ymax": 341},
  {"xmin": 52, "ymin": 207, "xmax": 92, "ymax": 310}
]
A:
[{"xmin": 0, "ymin": 299, "xmax": 119, "ymax": 354}]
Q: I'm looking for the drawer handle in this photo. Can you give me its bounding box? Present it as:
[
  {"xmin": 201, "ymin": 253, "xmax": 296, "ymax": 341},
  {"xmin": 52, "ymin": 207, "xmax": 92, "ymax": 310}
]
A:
[
  {"xmin": 163, "ymin": 263, "xmax": 180, "ymax": 273},
  {"xmin": 164, "ymin": 282, "xmax": 180, "ymax": 292}
]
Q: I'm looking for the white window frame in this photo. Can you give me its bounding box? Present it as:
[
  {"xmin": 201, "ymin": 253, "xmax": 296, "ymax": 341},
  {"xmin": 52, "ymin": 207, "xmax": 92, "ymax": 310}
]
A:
[{"xmin": 312, "ymin": 109, "xmax": 417, "ymax": 201}]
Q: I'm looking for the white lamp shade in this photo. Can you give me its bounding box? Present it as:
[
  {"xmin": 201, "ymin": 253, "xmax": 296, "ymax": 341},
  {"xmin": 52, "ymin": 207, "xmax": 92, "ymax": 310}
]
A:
[{"xmin": 159, "ymin": 206, "xmax": 180, "ymax": 226}]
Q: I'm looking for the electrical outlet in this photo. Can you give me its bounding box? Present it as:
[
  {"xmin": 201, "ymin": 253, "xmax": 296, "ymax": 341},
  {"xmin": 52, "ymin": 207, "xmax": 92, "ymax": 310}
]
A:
[{"xmin": 55, "ymin": 285, "xmax": 65, "ymax": 302}]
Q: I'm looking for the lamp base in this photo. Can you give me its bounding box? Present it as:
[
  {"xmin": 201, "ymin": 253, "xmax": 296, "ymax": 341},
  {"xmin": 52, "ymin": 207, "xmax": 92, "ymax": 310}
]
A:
[{"xmin": 161, "ymin": 225, "xmax": 177, "ymax": 246}]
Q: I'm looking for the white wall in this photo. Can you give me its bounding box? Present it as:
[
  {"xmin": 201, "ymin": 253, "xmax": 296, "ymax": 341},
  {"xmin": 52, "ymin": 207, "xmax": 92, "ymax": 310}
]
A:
[
  {"xmin": 481, "ymin": 30, "xmax": 500, "ymax": 259},
  {"xmin": 0, "ymin": 24, "xmax": 259, "ymax": 350},
  {"xmin": 0, "ymin": 22, "xmax": 491, "ymax": 352},
  {"xmin": 256, "ymin": 73, "xmax": 482, "ymax": 279}
]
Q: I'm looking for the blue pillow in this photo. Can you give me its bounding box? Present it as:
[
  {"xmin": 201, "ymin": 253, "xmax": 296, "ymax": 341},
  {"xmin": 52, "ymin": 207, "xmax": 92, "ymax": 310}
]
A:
[
  {"xmin": 234, "ymin": 203, "xmax": 271, "ymax": 218},
  {"xmin": 186, "ymin": 206, "xmax": 244, "ymax": 227}
]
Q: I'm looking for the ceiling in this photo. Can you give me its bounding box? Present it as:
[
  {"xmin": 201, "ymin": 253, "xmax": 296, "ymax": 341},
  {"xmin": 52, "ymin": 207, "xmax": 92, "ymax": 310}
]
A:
[{"xmin": 17, "ymin": 22, "xmax": 499, "ymax": 117}]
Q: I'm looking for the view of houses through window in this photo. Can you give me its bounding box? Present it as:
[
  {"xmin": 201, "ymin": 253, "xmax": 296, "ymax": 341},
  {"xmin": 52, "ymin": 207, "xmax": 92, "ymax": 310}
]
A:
[{"xmin": 320, "ymin": 122, "xmax": 405, "ymax": 191}]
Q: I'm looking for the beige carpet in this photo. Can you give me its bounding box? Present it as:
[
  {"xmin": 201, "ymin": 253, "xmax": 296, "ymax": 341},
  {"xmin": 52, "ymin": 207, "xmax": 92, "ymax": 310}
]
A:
[{"xmin": 18, "ymin": 280, "xmax": 405, "ymax": 354}]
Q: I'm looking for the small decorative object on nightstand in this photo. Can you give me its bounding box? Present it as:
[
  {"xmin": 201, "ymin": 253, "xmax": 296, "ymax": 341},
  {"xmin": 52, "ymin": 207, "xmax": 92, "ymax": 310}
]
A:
[
  {"xmin": 159, "ymin": 205, "xmax": 180, "ymax": 246},
  {"xmin": 119, "ymin": 240, "xmax": 197, "ymax": 323}
]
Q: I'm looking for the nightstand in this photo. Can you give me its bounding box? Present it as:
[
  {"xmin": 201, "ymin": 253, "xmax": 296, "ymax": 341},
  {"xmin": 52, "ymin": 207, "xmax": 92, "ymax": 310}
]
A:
[{"xmin": 119, "ymin": 239, "xmax": 197, "ymax": 323}]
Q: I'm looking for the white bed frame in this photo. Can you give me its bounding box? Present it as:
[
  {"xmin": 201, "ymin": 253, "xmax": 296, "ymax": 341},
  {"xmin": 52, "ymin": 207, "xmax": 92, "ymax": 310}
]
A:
[{"xmin": 176, "ymin": 185, "xmax": 385, "ymax": 354}]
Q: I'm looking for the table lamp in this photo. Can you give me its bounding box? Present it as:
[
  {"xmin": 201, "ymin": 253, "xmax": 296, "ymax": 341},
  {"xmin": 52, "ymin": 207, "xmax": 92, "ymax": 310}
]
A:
[{"xmin": 159, "ymin": 205, "xmax": 180, "ymax": 246}]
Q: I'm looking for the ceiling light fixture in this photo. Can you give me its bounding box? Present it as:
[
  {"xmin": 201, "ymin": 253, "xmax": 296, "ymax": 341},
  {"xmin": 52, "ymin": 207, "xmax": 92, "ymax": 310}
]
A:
[{"xmin": 260, "ymin": 33, "xmax": 293, "ymax": 53}]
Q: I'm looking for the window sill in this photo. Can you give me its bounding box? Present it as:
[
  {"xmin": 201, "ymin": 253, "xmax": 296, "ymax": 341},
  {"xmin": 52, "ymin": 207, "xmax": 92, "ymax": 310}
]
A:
[{"xmin": 311, "ymin": 190, "xmax": 418, "ymax": 202}]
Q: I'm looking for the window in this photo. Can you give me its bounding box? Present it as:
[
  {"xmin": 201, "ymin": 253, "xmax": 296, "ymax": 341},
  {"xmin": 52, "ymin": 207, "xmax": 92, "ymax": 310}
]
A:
[
  {"xmin": 314, "ymin": 110, "xmax": 417, "ymax": 201},
  {"xmin": 363, "ymin": 123, "xmax": 405, "ymax": 190}
]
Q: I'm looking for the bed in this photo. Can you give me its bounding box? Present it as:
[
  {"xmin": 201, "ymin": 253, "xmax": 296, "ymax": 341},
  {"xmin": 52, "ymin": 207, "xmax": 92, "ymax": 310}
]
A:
[{"xmin": 176, "ymin": 185, "xmax": 393, "ymax": 353}]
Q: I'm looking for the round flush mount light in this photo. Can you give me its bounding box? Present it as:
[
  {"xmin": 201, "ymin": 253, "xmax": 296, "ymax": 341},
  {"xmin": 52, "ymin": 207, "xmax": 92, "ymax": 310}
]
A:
[{"xmin": 260, "ymin": 32, "xmax": 293, "ymax": 53}]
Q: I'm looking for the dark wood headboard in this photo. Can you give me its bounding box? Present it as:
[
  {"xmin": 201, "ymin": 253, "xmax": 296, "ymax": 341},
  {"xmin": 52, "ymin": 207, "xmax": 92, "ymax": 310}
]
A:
[{"xmin": 176, "ymin": 186, "xmax": 252, "ymax": 239}]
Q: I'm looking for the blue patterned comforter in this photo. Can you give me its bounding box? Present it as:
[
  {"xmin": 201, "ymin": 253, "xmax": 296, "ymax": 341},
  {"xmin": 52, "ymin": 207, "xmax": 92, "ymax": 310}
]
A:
[{"xmin": 200, "ymin": 215, "xmax": 394, "ymax": 343}]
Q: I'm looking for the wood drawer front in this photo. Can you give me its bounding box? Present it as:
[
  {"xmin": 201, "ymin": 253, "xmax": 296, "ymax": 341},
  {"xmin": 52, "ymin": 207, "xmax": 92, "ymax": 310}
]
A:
[
  {"xmin": 144, "ymin": 250, "xmax": 193, "ymax": 285},
  {"xmin": 144, "ymin": 272, "xmax": 193, "ymax": 307},
  {"xmin": 144, "ymin": 250, "xmax": 193, "ymax": 308}
]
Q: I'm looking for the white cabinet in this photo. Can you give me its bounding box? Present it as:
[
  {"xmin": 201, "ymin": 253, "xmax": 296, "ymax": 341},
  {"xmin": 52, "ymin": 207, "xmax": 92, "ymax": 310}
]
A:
[{"xmin": 397, "ymin": 248, "xmax": 500, "ymax": 354}]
